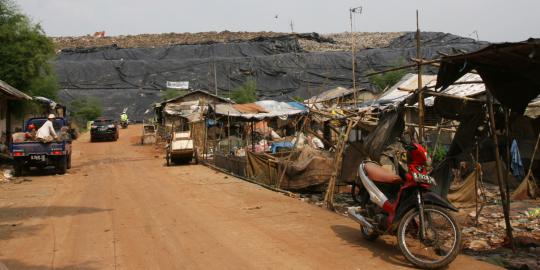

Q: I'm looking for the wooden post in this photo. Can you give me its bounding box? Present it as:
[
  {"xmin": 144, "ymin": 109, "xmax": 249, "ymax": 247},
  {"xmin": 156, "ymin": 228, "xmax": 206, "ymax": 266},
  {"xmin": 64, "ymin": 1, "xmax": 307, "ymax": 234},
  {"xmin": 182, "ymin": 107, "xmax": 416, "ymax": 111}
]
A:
[
  {"xmin": 227, "ymin": 112, "xmax": 231, "ymax": 154},
  {"xmin": 416, "ymin": 10, "xmax": 425, "ymax": 144},
  {"xmin": 277, "ymin": 115, "xmax": 308, "ymax": 188},
  {"xmin": 350, "ymin": 8, "xmax": 357, "ymax": 106},
  {"xmin": 324, "ymin": 119, "xmax": 358, "ymax": 209},
  {"xmin": 487, "ymin": 93, "xmax": 515, "ymax": 252},
  {"xmin": 504, "ymin": 108, "xmax": 512, "ymax": 233},
  {"xmin": 474, "ymin": 139, "xmax": 481, "ymax": 226}
]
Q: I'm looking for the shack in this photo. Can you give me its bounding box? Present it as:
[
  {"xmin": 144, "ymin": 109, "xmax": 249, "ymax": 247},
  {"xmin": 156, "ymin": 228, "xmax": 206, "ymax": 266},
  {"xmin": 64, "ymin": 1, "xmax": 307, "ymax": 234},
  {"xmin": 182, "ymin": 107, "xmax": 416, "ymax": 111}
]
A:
[
  {"xmin": 204, "ymin": 100, "xmax": 334, "ymax": 190},
  {"xmin": 0, "ymin": 80, "xmax": 32, "ymax": 153},
  {"xmin": 155, "ymin": 90, "xmax": 233, "ymax": 148}
]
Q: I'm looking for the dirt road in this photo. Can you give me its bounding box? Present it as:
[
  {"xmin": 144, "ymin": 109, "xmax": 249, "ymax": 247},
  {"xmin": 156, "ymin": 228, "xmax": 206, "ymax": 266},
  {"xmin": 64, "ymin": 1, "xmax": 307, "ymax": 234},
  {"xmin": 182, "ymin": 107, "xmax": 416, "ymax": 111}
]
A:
[{"xmin": 0, "ymin": 126, "xmax": 499, "ymax": 270}]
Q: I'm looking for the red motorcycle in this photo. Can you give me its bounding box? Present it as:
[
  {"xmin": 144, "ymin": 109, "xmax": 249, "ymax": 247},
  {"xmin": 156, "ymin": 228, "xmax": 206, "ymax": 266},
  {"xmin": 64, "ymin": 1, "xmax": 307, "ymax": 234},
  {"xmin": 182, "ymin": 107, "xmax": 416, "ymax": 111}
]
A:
[{"xmin": 349, "ymin": 141, "xmax": 461, "ymax": 269}]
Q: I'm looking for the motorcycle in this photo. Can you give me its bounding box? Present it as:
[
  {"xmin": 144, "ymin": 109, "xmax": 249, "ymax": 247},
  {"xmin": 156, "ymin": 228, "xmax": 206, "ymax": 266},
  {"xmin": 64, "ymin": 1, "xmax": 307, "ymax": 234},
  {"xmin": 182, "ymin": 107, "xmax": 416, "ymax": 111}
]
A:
[
  {"xmin": 120, "ymin": 120, "xmax": 129, "ymax": 129},
  {"xmin": 349, "ymin": 141, "xmax": 461, "ymax": 269}
]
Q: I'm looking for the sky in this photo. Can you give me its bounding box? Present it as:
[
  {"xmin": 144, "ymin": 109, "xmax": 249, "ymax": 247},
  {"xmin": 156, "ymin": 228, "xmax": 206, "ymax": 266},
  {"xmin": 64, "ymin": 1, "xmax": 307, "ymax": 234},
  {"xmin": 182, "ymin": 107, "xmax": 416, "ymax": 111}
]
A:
[{"xmin": 15, "ymin": 0, "xmax": 540, "ymax": 42}]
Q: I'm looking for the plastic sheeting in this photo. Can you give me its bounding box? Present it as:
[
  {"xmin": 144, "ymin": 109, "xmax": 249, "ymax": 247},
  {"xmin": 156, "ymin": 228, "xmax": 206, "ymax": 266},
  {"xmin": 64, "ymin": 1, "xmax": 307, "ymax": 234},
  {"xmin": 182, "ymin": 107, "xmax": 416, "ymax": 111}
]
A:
[
  {"xmin": 54, "ymin": 32, "xmax": 487, "ymax": 120},
  {"xmin": 213, "ymin": 100, "xmax": 307, "ymax": 120}
]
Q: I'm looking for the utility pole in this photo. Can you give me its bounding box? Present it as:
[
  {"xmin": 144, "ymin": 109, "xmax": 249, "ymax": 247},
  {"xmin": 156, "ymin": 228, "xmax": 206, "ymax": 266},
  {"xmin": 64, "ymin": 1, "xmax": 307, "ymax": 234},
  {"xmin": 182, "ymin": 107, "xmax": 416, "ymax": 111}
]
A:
[
  {"xmin": 349, "ymin": 6, "xmax": 362, "ymax": 106},
  {"xmin": 416, "ymin": 10, "xmax": 425, "ymax": 144}
]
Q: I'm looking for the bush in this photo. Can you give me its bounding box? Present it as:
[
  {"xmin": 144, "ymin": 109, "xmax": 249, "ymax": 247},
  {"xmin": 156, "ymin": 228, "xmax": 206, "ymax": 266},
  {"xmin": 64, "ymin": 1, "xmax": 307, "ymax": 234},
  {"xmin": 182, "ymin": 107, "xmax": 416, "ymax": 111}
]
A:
[
  {"xmin": 368, "ymin": 60, "xmax": 408, "ymax": 92},
  {"xmin": 70, "ymin": 98, "xmax": 103, "ymax": 130},
  {"xmin": 161, "ymin": 89, "xmax": 188, "ymax": 101},
  {"xmin": 231, "ymin": 79, "xmax": 257, "ymax": 104}
]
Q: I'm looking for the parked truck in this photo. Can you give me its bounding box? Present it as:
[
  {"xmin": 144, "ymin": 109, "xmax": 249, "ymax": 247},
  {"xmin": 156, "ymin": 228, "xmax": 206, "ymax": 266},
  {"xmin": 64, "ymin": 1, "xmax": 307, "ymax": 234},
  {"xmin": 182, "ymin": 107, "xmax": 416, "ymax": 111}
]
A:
[{"xmin": 10, "ymin": 117, "xmax": 73, "ymax": 176}]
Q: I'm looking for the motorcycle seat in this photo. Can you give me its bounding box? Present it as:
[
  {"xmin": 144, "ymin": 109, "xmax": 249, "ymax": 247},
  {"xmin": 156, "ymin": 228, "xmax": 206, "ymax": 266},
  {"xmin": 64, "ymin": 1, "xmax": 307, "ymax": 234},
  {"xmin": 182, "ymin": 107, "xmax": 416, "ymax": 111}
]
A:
[{"xmin": 364, "ymin": 162, "xmax": 402, "ymax": 184}]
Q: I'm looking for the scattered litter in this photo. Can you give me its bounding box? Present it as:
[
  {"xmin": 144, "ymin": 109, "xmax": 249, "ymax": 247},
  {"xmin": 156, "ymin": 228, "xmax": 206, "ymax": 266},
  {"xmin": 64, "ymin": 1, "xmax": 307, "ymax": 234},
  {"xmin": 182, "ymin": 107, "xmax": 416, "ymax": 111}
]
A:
[
  {"xmin": 469, "ymin": 240, "xmax": 491, "ymax": 251},
  {"xmin": 244, "ymin": 206, "xmax": 262, "ymax": 210}
]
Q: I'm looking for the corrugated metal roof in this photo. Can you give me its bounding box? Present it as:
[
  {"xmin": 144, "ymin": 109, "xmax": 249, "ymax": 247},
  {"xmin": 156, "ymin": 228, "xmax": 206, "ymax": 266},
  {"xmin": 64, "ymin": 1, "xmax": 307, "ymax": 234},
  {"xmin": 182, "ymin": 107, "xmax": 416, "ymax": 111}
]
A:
[
  {"xmin": 161, "ymin": 89, "xmax": 233, "ymax": 105},
  {"xmin": 425, "ymin": 73, "xmax": 485, "ymax": 106},
  {"xmin": 375, "ymin": 73, "xmax": 437, "ymax": 106},
  {"xmin": 304, "ymin": 87, "xmax": 358, "ymax": 104},
  {"xmin": 0, "ymin": 80, "xmax": 32, "ymax": 100},
  {"xmin": 213, "ymin": 100, "xmax": 307, "ymax": 120}
]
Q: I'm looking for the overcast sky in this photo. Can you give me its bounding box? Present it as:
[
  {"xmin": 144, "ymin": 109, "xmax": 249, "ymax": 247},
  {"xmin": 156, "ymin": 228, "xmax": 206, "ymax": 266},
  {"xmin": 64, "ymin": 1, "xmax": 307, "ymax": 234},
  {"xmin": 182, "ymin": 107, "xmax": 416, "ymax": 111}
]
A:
[{"xmin": 15, "ymin": 0, "xmax": 540, "ymax": 42}]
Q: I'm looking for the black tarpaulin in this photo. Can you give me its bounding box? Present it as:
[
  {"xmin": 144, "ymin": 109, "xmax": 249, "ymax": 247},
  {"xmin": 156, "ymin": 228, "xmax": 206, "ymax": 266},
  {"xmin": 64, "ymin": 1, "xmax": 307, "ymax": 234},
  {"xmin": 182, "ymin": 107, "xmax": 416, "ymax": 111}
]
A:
[
  {"xmin": 436, "ymin": 39, "xmax": 540, "ymax": 114},
  {"xmin": 54, "ymin": 32, "xmax": 486, "ymax": 120}
]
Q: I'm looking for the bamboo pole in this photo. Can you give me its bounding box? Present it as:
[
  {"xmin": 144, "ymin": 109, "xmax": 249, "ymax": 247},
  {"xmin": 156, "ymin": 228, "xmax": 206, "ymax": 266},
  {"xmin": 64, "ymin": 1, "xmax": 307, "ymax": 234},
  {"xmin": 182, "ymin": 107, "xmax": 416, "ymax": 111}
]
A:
[
  {"xmin": 277, "ymin": 115, "xmax": 308, "ymax": 189},
  {"xmin": 526, "ymin": 133, "xmax": 540, "ymax": 176},
  {"xmin": 416, "ymin": 10, "xmax": 425, "ymax": 144},
  {"xmin": 364, "ymin": 58, "xmax": 442, "ymax": 77},
  {"xmin": 324, "ymin": 118, "xmax": 358, "ymax": 209},
  {"xmin": 487, "ymin": 93, "xmax": 515, "ymax": 252},
  {"xmin": 350, "ymin": 8, "xmax": 357, "ymax": 106}
]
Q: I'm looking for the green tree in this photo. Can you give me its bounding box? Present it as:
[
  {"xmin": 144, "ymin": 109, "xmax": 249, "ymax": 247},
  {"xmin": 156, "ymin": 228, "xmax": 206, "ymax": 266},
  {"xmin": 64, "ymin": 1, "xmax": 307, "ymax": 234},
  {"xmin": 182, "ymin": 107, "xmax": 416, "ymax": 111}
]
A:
[
  {"xmin": 0, "ymin": 0, "xmax": 58, "ymax": 100},
  {"xmin": 368, "ymin": 61, "xmax": 408, "ymax": 93},
  {"xmin": 70, "ymin": 98, "xmax": 103, "ymax": 129},
  {"xmin": 161, "ymin": 89, "xmax": 188, "ymax": 101},
  {"xmin": 231, "ymin": 79, "xmax": 257, "ymax": 104}
]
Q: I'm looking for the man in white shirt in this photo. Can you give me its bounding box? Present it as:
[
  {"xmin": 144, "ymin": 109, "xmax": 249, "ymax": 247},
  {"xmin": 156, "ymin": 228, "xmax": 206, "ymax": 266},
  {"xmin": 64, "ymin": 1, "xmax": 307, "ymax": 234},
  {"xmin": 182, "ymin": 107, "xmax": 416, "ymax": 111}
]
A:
[{"xmin": 36, "ymin": 114, "xmax": 58, "ymax": 142}]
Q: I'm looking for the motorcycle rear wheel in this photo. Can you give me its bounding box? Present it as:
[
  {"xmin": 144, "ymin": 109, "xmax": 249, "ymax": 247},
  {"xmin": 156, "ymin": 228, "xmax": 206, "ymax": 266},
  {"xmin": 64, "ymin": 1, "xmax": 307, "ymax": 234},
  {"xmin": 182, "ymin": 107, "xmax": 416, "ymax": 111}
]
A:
[{"xmin": 397, "ymin": 205, "xmax": 461, "ymax": 269}]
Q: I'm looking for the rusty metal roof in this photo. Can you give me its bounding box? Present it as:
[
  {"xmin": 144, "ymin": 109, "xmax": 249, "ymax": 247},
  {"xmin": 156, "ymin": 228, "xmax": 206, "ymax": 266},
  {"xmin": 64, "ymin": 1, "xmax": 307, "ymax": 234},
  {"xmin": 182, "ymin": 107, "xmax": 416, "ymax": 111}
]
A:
[{"xmin": 0, "ymin": 80, "xmax": 32, "ymax": 100}]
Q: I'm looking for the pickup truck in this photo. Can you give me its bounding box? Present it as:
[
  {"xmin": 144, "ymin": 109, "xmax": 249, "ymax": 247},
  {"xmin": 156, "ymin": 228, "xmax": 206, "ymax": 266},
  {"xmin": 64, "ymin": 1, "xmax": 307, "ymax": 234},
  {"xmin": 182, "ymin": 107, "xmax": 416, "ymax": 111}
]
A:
[{"xmin": 10, "ymin": 117, "xmax": 72, "ymax": 176}]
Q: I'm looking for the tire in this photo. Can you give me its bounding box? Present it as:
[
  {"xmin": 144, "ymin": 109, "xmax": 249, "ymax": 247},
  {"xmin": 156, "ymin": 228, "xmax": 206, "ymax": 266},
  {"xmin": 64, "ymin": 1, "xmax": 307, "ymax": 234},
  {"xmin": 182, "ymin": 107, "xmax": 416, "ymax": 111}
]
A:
[
  {"xmin": 67, "ymin": 154, "xmax": 72, "ymax": 169},
  {"xmin": 13, "ymin": 162, "xmax": 23, "ymax": 177},
  {"xmin": 166, "ymin": 153, "xmax": 171, "ymax": 166},
  {"xmin": 56, "ymin": 156, "xmax": 67, "ymax": 174},
  {"xmin": 397, "ymin": 205, "xmax": 461, "ymax": 269},
  {"xmin": 360, "ymin": 225, "xmax": 379, "ymax": 241},
  {"xmin": 90, "ymin": 137, "xmax": 95, "ymax": 142}
]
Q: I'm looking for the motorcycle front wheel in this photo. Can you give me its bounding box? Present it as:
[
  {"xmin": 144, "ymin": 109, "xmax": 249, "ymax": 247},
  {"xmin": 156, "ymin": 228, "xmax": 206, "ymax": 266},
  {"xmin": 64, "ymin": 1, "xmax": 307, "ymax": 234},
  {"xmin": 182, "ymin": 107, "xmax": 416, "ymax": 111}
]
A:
[{"xmin": 397, "ymin": 205, "xmax": 461, "ymax": 269}]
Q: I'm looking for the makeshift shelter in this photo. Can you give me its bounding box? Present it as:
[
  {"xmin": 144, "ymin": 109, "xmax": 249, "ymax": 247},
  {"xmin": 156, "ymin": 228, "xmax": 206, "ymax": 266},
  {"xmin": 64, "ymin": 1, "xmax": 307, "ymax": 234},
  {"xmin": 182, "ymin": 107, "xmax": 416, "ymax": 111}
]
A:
[
  {"xmin": 436, "ymin": 39, "xmax": 540, "ymax": 250},
  {"xmin": 206, "ymin": 100, "xmax": 335, "ymax": 190},
  {"xmin": 156, "ymin": 90, "xmax": 233, "ymax": 153},
  {"xmin": 304, "ymin": 87, "xmax": 375, "ymax": 109},
  {"xmin": 0, "ymin": 80, "xmax": 32, "ymax": 152}
]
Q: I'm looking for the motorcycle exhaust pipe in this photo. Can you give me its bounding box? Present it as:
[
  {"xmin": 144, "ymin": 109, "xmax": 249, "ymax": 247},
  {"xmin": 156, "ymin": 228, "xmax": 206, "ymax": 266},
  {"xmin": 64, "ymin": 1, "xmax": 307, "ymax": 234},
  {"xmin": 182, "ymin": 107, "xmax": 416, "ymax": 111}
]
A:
[{"xmin": 347, "ymin": 207, "xmax": 374, "ymax": 229}]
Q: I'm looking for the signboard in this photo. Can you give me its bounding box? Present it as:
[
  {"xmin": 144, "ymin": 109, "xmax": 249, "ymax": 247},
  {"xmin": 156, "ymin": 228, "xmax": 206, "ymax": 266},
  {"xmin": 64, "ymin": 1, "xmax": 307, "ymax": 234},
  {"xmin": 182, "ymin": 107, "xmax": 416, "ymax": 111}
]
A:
[{"xmin": 166, "ymin": 81, "xmax": 189, "ymax": 90}]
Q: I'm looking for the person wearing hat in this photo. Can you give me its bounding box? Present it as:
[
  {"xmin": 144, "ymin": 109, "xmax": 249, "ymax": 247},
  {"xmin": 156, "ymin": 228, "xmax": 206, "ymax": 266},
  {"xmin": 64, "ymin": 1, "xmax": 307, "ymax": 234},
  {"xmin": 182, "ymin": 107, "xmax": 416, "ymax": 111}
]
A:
[{"xmin": 36, "ymin": 114, "xmax": 58, "ymax": 142}]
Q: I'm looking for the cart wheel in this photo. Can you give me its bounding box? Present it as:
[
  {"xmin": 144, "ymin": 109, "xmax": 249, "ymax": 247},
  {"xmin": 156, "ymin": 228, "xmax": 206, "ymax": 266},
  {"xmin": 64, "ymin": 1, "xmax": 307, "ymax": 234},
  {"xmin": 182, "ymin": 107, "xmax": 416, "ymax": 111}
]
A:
[{"xmin": 166, "ymin": 153, "xmax": 171, "ymax": 166}]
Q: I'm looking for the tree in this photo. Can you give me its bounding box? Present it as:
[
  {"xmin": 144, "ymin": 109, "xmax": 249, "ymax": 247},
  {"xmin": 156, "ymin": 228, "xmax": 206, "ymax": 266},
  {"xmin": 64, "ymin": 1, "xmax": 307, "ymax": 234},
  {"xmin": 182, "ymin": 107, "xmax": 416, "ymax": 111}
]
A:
[
  {"xmin": 231, "ymin": 79, "xmax": 257, "ymax": 104},
  {"xmin": 368, "ymin": 61, "xmax": 408, "ymax": 93},
  {"xmin": 69, "ymin": 98, "xmax": 103, "ymax": 129},
  {"xmin": 0, "ymin": 0, "xmax": 58, "ymax": 100},
  {"xmin": 161, "ymin": 89, "xmax": 188, "ymax": 101}
]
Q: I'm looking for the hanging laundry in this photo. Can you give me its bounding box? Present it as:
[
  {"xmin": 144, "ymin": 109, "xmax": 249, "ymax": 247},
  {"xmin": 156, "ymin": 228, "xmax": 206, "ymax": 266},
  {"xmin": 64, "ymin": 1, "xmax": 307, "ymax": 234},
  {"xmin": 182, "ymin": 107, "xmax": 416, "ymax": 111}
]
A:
[{"xmin": 510, "ymin": 139, "xmax": 525, "ymax": 180}]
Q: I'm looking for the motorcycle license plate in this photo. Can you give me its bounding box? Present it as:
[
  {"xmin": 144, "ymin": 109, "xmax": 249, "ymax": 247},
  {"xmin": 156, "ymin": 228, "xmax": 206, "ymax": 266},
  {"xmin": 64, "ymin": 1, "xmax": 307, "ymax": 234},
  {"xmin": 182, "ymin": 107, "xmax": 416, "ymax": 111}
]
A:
[{"xmin": 30, "ymin": 155, "xmax": 46, "ymax": 162}]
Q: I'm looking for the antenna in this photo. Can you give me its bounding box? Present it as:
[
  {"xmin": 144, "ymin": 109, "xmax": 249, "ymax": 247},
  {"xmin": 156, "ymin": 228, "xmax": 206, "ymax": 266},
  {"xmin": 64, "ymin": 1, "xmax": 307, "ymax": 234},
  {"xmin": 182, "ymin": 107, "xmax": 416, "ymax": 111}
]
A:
[{"xmin": 290, "ymin": 20, "xmax": 294, "ymax": 33}]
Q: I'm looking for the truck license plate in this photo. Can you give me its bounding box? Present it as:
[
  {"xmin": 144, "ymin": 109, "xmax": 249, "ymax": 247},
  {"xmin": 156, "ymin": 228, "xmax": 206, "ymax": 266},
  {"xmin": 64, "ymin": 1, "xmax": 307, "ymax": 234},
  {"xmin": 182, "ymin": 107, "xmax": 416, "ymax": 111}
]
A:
[{"xmin": 30, "ymin": 155, "xmax": 46, "ymax": 162}]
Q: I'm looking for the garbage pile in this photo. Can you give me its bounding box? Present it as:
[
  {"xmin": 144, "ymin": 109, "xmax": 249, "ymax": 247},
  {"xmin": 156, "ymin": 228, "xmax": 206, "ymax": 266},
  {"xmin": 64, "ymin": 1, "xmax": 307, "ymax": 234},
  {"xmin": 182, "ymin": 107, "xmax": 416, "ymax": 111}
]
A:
[
  {"xmin": 0, "ymin": 165, "xmax": 13, "ymax": 183},
  {"xmin": 52, "ymin": 31, "xmax": 404, "ymax": 52},
  {"xmin": 463, "ymin": 202, "xmax": 540, "ymax": 252},
  {"xmin": 299, "ymin": 32, "xmax": 405, "ymax": 52},
  {"xmin": 52, "ymin": 31, "xmax": 285, "ymax": 51}
]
